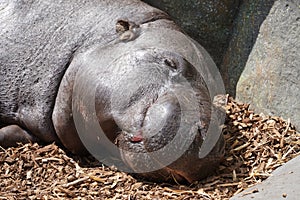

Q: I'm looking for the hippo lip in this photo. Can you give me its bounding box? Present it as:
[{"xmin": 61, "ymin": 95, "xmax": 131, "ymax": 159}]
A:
[{"xmin": 129, "ymin": 130, "xmax": 144, "ymax": 143}]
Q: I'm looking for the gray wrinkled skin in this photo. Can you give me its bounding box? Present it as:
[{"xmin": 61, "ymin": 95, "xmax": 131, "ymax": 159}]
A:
[
  {"xmin": 0, "ymin": 0, "xmax": 224, "ymax": 183},
  {"xmin": 0, "ymin": 0, "xmax": 172, "ymax": 143}
]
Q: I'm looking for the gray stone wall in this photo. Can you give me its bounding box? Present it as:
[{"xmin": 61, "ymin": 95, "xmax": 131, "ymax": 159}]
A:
[
  {"xmin": 236, "ymin": 0, "xmax": 300, "ymax": 129},
  {"xmin": 220, "ymin": 0, "xmax": 275, "ymax": 96}
]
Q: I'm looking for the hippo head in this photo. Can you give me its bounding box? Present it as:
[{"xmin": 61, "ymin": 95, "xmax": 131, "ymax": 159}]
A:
[
  {"xmin": 111, "ymin": 49, "xmax": 225, "ymax": 183},
  {"xmin": 72, "ymin": 28, "xmax": 225, "ymax": 183}
]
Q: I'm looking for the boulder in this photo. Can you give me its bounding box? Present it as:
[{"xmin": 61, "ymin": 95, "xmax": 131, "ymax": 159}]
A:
[
  {"xmin": 236, "ymin": 0, "xmax": 300, "ymax": 130},
  {"xmin": 220, "ymin": 0, "xmax": 275, "ymax": 95},
  {"xmin": 230, "ymin": 155, "xmax": 300, "ymax": 200}
]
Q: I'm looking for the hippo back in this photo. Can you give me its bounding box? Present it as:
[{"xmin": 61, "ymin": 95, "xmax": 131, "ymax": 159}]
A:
[{"xmin": 0, "ymin": 0, "xmax": 168, "ymax": 142}]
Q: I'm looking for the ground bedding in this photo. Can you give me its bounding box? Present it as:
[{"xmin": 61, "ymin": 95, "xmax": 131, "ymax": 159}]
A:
[{"xmin": 1, "ymin": 96, "xmax": 299, "ymax": 199}]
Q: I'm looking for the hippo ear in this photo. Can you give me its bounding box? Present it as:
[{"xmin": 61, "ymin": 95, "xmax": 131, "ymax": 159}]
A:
[
  {"xmin": 115, "ymin": 19, "xmax": 141, "ymax": 42},
  {"xmin": 116, "ymin": 20, "xmax": 130, "ymax": 33}
]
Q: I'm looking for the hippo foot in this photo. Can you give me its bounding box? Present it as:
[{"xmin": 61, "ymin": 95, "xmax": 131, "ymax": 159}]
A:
[{"xmin": 0, "ymin": 125, "xmax": 40, "ymax": 148}]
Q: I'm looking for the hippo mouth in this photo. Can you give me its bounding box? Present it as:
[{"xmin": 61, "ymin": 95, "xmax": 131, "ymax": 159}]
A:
[
  {"xmin": 115, "ymin": 114, "xmax": 225, "ymax": 184},
  {"xmin": 112, "ymin": 85, "xmax": 211, "ymax": 183}
]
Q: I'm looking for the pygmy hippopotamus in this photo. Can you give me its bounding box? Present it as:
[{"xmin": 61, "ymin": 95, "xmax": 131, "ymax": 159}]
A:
[{"xmin": 0, "ymin": 0, "xmax": 225, "ymax": 183}]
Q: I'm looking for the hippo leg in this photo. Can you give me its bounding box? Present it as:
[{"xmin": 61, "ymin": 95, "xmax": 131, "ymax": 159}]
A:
[{"xmin": 0, "ymin": 125, "xmax": 40, "ymax": 148}]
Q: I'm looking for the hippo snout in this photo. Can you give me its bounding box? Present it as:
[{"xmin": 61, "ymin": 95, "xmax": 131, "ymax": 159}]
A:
[
  {"xmin": 140, "ymin": 93, "xmax": 181, "ymax": 150},
  {"xmin": 115, "ymin": 83, "xmax": 224, "ymax": 183}
]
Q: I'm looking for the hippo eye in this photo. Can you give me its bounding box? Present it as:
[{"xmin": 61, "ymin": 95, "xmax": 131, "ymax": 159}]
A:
[{"xmin": 164, "ymin": 58, "xmax": 177, "ymax": 70}]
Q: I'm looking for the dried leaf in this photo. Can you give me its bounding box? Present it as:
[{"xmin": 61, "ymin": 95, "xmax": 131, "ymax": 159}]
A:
[{"xmin": 0, "ymin": 96, "xmax": 299, "ymax": 200}]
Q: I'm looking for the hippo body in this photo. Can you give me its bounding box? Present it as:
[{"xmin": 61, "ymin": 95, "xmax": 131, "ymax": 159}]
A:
[
  {"xmin": 0, "ymin": 0, "xmax": 225, "ymax": 183},
  {"xmin": 0, "ymin": 0, "xmax": 171, "ymax": 143}
]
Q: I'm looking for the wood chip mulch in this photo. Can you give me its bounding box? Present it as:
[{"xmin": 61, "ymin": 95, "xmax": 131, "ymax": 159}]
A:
[{"xmin": 1, "ymin": 96, "xmax": 299, "ymax": 199}]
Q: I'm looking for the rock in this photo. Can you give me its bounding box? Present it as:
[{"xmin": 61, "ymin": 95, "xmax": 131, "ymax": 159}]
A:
[
  {"xmin": 220, "ymin": 0, "xmax": 275, "ymax": 95},
  {"xmin": 142, "ymin": 0, "xmax": 240, "ymax": 67},
  {"xmin": 230, "ymin": 155, "xmax": 300, "ymax": 200},
  {"xmin": 236, "ymin": 0, "xmax": 300, "ymax": 130}
]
